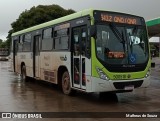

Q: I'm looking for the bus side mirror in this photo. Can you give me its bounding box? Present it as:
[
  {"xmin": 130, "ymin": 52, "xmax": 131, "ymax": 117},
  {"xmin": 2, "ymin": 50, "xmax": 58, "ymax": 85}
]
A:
[{"xmin": 90, "ymin": 25, "xmax": 96, "ymax": 37}]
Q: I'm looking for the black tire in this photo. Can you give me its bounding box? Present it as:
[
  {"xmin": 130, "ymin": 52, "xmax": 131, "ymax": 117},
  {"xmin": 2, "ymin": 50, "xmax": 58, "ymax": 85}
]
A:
[
  {"xmin": 62, "ymin": 71, "xmax": 75, "ymax": 95},
  {"xmin": 21, "ymin": 65, "xmax": 27, "ymax": 81}
]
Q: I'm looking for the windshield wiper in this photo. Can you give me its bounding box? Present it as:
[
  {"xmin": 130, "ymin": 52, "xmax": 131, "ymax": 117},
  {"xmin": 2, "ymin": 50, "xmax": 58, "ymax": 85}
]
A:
[{"xmin": 109, "ymin": 23, "xmax": 126, "ymax": 52}]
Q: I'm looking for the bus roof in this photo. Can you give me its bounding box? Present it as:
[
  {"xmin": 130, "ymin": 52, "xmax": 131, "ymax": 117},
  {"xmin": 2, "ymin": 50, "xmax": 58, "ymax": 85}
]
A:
[
  {"xmin": 12, "ymin": 9, "xmax": 94, "ymax": 37},
  {"xmin": 12, "ymin": 9, "xmax": 143, "ymax": 37}
]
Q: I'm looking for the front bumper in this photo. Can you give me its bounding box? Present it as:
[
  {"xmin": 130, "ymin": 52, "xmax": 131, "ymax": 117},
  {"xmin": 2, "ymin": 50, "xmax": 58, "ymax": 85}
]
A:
[{"xmin": 89, "ymin": 76, "xmax": 150, "ymax": 92}]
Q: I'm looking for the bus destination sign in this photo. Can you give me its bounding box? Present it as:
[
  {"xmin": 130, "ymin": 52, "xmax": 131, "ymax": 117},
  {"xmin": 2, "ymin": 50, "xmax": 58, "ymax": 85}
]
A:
[
  {"xmin": 101, "ymin": 14, "xmax": 137, "ymax": 25},
  {"xmin": 94, "ymin": 11, "xmax": 144, "ymax": 25}
]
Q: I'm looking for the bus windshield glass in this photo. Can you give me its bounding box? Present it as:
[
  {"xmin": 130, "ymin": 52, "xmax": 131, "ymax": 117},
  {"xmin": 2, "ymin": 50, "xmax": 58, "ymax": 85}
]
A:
[{"xmin": 96, "ymin": 24, "xmax": 149, "ymax": 65}]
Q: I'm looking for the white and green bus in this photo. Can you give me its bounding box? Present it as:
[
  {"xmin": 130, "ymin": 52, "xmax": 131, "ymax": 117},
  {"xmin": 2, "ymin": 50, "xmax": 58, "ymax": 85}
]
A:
[{"xmin": 10, "ymin": 9, "xmax": 150, "ymax": 95}]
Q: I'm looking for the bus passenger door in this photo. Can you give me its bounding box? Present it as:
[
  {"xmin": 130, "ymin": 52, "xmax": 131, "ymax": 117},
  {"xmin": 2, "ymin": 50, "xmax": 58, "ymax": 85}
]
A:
[
  {"xmin": 72, "ymin": 26, "xmax": 87, "ymax": 90},
  {"xmin": 33, "ymin": 35, "xmax": 40, "ymax": 78},
  {"xmin": 13, "ymin": 40, "xmax": 18, "ymax": 72}
]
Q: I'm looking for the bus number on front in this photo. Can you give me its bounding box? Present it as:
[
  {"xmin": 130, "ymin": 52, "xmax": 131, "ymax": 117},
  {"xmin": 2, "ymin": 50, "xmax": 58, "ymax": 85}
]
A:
[
  {"xmin": 113, "ymin": 74, "xmax": 127, "ymax": 80},
  {"xmin": 101, "ymin": 14, "xmax": 112, "ymax": 22}
]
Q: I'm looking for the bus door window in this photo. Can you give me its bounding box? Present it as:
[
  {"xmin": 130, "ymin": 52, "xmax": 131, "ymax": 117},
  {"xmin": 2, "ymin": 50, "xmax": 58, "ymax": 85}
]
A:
[
  {"xmin": 81, "ymin": 28, "xmax": 87, "ymax": 56},
  {"xmin": 34, "ymin": 36, "xmax": 40, "ymax": 56},
  {"xmin": 74, "ymin": 58, "xmax": 80, "ymax": 84},
  {"xmin": 81, "ymin": 27, "xmax": 87, "ymax": 86},
  {"xmin": 14, "ymin": 40, "xmax": 19, "ymax": 55},
  {"xmin": 72, "ymin": 26, "xmax": 87, "ymax": 87},
  {"xmin": 73, "ymin": 29, "xmax": 80, "ymax": 56},
  {"xmin": 73, "ymin": 27, "xmax": 87, "ymax": 56},
  {"xmin": 73, "ymin": 28, "xmax": 80, "ymax": 84},
  {"xmin": 82, "ymin": 58, "xmax": 86, "ymax": 86},
  {"xmin": 33, "ymin": 35, "xmax": 41, "ymax": 77}
]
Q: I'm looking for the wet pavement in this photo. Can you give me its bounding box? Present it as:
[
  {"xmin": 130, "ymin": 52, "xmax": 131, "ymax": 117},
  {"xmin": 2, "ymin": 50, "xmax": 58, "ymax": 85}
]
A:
[{"xmin": 0, "ymin": 60, "xmax": 160, "ymax": 121}]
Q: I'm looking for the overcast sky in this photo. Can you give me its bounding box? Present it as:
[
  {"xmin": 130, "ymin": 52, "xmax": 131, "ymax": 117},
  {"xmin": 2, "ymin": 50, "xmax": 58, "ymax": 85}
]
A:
[{"xmin": 0, "ymin": 0, "xmax": 160, "ymax": 40}]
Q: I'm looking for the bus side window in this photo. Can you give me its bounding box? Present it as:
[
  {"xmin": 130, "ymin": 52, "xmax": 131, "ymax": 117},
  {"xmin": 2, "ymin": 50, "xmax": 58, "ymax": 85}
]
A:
[
  {"xmin": 42, "ymin": 28, "xmax": 53, "ymax": 51},
  {"xmin": 54, "ymin": 28, "xmax": 69, "ymax": 50},
  {"xmin": 18, "ymin": 35, "xmax": 23, "ymax": 52},
  {"xmin": 23, "ymin": 33, "xmax": 32, "ymax": 52}
]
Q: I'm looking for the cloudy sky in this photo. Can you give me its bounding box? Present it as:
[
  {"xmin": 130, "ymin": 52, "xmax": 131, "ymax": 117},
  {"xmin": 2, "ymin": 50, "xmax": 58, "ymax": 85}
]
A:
[{"xmin": 0, "ymin": 0, "xmax": 160, "ymax": 40}]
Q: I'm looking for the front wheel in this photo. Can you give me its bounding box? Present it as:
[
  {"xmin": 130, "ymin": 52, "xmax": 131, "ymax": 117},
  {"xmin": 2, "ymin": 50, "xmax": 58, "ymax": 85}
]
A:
[{"xmin": 62, "ymin": 71, "xmax": 75, "ymax": 95}]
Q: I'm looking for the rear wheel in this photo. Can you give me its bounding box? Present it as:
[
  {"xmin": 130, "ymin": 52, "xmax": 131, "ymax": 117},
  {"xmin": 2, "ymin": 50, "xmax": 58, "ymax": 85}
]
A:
[{"xmin": 62, "ymin": 71, "xmax": 75, "ymax": 95}]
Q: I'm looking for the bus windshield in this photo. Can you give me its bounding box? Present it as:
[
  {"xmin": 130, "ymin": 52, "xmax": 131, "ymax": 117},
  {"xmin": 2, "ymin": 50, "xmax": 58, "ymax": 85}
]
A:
[{"xmin": 96, "ymin": 24, "xmax": 149, "ymax": 65}]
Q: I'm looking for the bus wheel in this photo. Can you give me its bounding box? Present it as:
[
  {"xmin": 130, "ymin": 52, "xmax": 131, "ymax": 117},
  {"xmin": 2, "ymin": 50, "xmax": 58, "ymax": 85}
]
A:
[
  {"xmin": 21, "ymin": 65, "xmax": 27, "ymax": 81},
  {"xmin": 62, "ymin": 71, "xmax": 73, "ymax": 95}
]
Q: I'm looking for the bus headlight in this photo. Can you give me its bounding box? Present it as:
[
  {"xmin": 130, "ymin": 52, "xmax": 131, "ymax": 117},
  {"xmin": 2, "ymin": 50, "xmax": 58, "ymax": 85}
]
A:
[
  {"xmin": 96, "ymin": 67, "xmax": 109, "ymax": 81},
  {"xmin": 145, "ymin": 70, "xmax": 150, "ymax": 78}
]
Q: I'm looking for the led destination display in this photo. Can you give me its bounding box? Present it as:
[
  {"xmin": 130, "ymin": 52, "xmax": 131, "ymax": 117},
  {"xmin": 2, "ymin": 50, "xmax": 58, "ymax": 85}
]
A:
[{"xmin": 94, "ymin": 11, "xmax": 144, "ymax": 25}]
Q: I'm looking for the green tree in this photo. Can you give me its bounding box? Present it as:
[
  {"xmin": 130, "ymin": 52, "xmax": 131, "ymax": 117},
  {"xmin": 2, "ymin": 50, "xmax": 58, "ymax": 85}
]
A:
[
  {"xmin": 7, "ymin": 4, "xmax": 75, "ymax": 49},
  {"xmin": 11, "ymin": 4, "xmax": 75, "ymax": 33},
  {"xmin": 0, "ymin": 39, "xmax": 8, "ymax": 48},
  {"xmin": 0, "ymin": 42, "xmax": 7, "ymax": 48},
  {"xmin": 0, "ymin": 39, "xmax": 2, "ymax": 44}
]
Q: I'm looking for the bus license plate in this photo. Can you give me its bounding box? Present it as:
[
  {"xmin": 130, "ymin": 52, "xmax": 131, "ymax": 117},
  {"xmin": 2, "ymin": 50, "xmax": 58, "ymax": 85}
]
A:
[{"xmin": 124, "ymin": 85, "xmax": 134, "ymax": 90}]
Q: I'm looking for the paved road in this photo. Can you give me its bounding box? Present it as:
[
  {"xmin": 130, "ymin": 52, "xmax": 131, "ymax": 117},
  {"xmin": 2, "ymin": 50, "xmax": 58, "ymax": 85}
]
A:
[
  {"xmin": 151, "ymin": 57, "xmax": 160, "ymax": 79},
  {"xmin": 0, "ymin": 61, "xmax": 160, "ymax": 121}
]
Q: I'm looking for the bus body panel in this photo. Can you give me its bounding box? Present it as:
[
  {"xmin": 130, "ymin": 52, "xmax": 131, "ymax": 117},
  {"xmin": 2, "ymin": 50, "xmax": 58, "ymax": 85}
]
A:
[
  {"xmin": 9, "ymin": 53, "xmax": 14, "ymax": 71},
  {"xmin": 17, "ymin": 52, "xmax": 33, "ymax": 77},
  {"xmin": 39, "ymin": 52, "xmax": 71, "ymax": 83}
]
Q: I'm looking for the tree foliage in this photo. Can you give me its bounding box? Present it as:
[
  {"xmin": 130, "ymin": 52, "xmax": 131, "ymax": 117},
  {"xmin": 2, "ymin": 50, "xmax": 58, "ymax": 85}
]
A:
[
  {"xmin": 11, "ymin": 4, "xmax": 75, "ymax": 33},
  {"xmin": 0, "ymin": 39, "xmax": 2, "ymax": 44},
  {"xmin": 0, "ymin": 39, "xmax": 8, "ymax": 48},
  {"xmin": 6, "ymin": 4, "xmax": 75, "ymax": 49}
]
